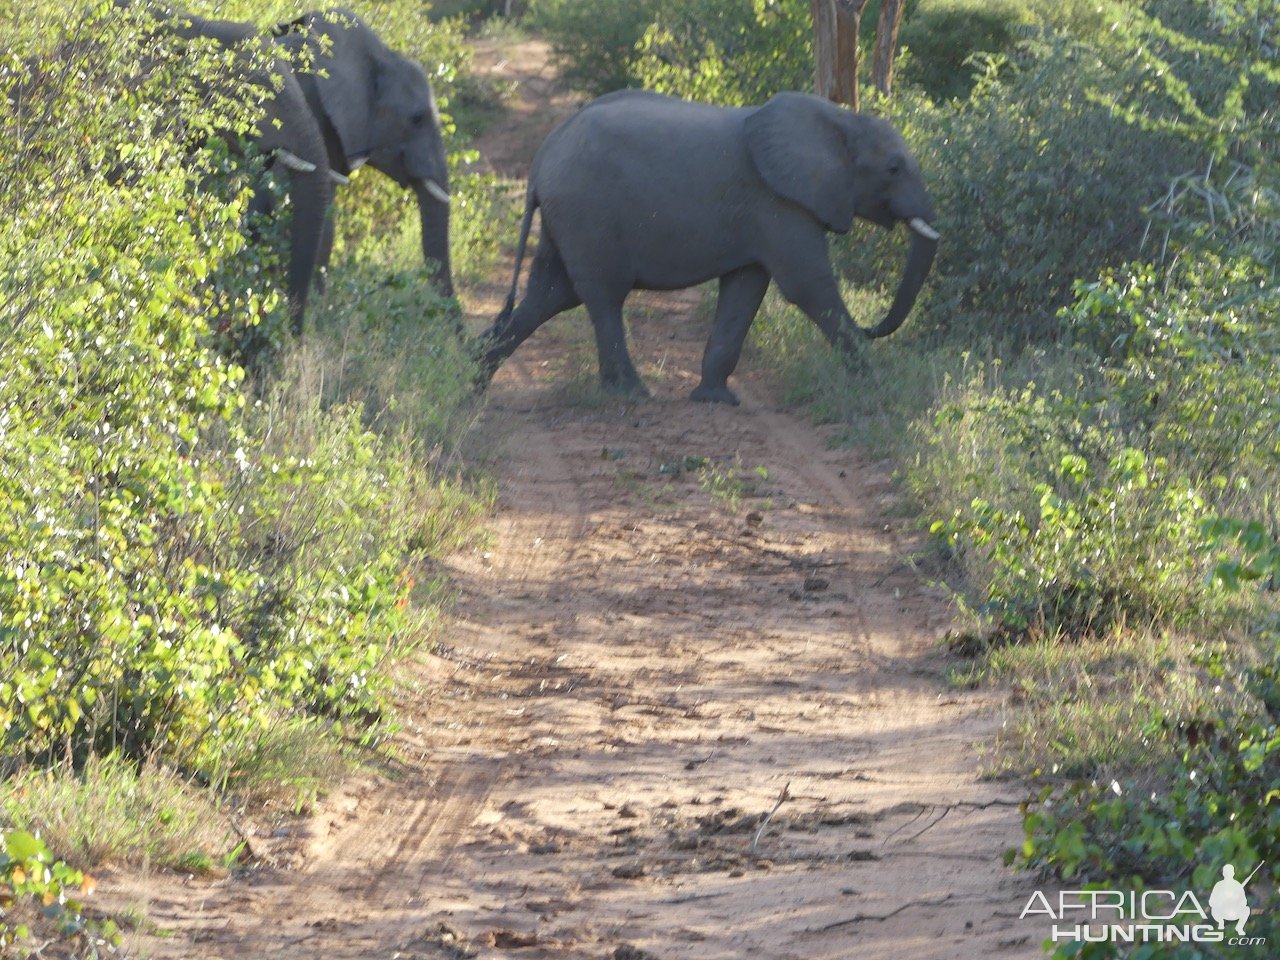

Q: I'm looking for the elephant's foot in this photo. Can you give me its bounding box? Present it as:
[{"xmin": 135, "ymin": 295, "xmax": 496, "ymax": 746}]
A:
[
  {"xmin": 690, "ymin": 383, "xmax": 740, "ymax": 406},
  {"xmin": 601, "ymin": 376, "xmax": 651, "ymax": 400},
  {"xmin": 599, "ymin": 364, "xmax": 650, "ymax": 399}
]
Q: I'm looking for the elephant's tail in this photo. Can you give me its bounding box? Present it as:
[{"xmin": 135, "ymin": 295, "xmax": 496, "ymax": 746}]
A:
[{"xmin": 497, "ymin": 181, "xmax": 538, "ymax": 327}]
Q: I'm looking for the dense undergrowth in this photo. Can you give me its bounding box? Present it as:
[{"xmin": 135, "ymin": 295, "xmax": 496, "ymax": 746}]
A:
[
  {"xmin": 530, "ymin": 1, "xmax": 1280, "ymax": 955},
  {"xmin": 1, "ymin": 2, "xmax": 506, "ymax": 952},
  {"xmin": 531, "ymin": 0, "xmax": 1107, "ymax": 102}
]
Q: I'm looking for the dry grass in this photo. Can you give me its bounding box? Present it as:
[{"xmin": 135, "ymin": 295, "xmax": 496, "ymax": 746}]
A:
[{"xmin": 1, "ymin": 754, "xmax": 235, "ymax": 871}]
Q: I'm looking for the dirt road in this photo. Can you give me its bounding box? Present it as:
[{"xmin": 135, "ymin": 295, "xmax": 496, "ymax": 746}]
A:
[{"xmin": 106, "ymin": 39, "xmax": 1042, "ymax": 960}]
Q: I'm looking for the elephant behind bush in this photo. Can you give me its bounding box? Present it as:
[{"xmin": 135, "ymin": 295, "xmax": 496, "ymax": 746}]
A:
[{"xmin": 274, "ymin": 9, "xmax": 455, "ymax": 300}]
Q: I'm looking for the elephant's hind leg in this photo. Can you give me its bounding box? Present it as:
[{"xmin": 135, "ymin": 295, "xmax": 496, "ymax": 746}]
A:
[
  {"xmin": 578, "ymin": 284, "xmax": 648, "ymax": 397},
  {"xmin": 692, "ymin": 264, "xmax": 770, "ymax": 405},
  {"xmin": 479, "ymin": 238, "xmax": 581, "ymax": 378}
]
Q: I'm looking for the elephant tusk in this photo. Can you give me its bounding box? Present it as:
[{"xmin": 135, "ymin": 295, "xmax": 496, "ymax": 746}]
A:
[
  {"xmin": 276, "ymin": 149, "xmax": 317, "ymax": 173},
  {"xmin": 909, "ymin": 217, "xmax": 940, "ymax": 241},
  {"xmin": 329, "ymin": 170, "xmax": 350, "ymax": 185},
  {"xmin": 423, "ymin": 179, "xmax": 450, "ymax": 205}
]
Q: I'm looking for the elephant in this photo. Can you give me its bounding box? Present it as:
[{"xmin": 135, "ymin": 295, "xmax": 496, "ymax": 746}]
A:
[
  {"xmin": 166, "ymin": 12, "xmax": 335, "ymax": 335},
  {"xmin": 478, "ymin": 90, "xmax": 939, "ymax": 404},
  {"xmin": 273, "ymin": 9, "xmax": 454, "ymax": 299}
]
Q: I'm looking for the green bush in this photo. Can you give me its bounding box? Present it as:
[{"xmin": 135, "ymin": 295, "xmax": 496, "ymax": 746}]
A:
[
  {"xmin": 531, "ymin": 0, "xmax": 816, "ymax": 102},
  {"xmin": 896, "ymin": 0, "xmax": 1109, "ymax": 101},
  {"xmin": 1015, "ymin": 640, "xmax": 1280, "ymax": 958},
  {"xmin": 0, "ymin": 3, "xmax": 488, "ymax": 780},
  {"xmin": 911, "ymin": 0, "xmax": 1279, "ymax": 637},
  {"xmin": 531, "ymin": 0, "xmax": 809, "ymax": 102},
  {"xmin": 911, "ymin": 199, "xmax": 1277, "ymax": 646},
  {"xmin": 902, "ymin": 8, "xmax": 1280, "ymax": 954},
  {"xmin": 1067, "ymin": 259, "xmax": 1280, "ymax": 479},
  {"xmin": 634, "ymin": 0, "xmax": 811, "ymax": 106},
  {"xmin": 0, "ymin": 3, "xmax": 494, "ymax": 954},
  {"xmin": 429, "ymin": 0, "xmax": 528, "ymax": 22},
  {"xmin": 922, "ymin": 372, "xmax": 1215, "ymax": 639},
  {"xmin": 527, "ymin": 0, "xmax": 664, "ymax": 94},
  {"xmin": 2, "ymin": 8, "xmax": 261, "ymax": 767},
  {"xmin": 897, "ymin": 0, "xmax": 1035, "ymax": 101},
  {"xmin": 533, "ymin": 0, "xmax": 1111, "ymax": 107},
  {"xmin": 0, "ymin": 827, "xmax": 113, "ymax": 954}
]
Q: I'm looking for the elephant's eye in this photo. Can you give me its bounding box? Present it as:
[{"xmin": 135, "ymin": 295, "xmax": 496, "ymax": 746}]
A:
[
  {"xmin": 886, "ymin": 156, "xmax": 905, "ymax": 177},
  {"xmin": 410, "ymin": 111, "xmax": 428, "ymax": 126}
]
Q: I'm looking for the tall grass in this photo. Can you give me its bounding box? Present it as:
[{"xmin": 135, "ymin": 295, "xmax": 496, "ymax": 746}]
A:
[{"xmin": 2, "ymin": 756, "xmax": 235, "ymax": 872}]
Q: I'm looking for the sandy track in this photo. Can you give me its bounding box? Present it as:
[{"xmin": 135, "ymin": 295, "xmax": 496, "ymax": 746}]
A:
[
  {"xmin": 110, "ymin": 300, "xmax": 1037, "ymax": 959},
  {"xmin": 399, "ymin": 302, "xmax": 1038, "ymax": 959},
  {"xmin": 100, "ymin": 38, "xmax": 1043, "ymax": 960}
]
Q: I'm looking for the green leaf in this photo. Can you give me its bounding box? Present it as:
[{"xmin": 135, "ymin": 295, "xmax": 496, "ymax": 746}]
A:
[{"xmin": 3, "ymin": 831, "xmax": 48, "ymax": 864}]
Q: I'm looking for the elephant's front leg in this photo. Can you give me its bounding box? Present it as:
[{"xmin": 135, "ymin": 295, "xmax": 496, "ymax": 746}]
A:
[
  {"xmin": 314, "ymin": 213, "xmax": 336, "ymax": 296},
  {"xmin": 580, "ymin": 285, "xmax": 648, "ymax": 397},
  {"xmin": 692, "ymin": 264, "xmax": 771, "ymax": 405},
  {"xmin": 771, "ymin": 260, "xmax": 866, "ymax": 360}
]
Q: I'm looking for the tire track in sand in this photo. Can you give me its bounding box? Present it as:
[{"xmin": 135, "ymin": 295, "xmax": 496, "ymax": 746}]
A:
[
  {"xmin": 108, "ymin": 299, "xmax": 1040, "ymax": 960},
  {"xmin": 307, "ymin": 291, "xmax": 1041, "ymax": 960},
  {"xmin": 109, "ymin": 353, "xmax": 591, "ymax": 959}
]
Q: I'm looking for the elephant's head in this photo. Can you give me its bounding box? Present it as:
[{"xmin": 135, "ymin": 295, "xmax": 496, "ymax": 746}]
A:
[
  {"xmin": 744, "ymin": 92, "xmax": 938, "ymax": 338},
  {"xmin": 279, "ymin": 9, "xmax": 453, "ymax": 297}
]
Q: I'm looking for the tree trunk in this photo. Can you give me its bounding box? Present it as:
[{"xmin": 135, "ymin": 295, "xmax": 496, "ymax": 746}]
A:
[
  {"xmin": 871, "ymin": 0, "xmax": 907, "ymax": 97},
  {"xmin": 811, "ymin": 0, "xmax": 866, "ymax": 109}
]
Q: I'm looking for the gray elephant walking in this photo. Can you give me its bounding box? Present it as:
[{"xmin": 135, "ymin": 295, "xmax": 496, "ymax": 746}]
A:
[
  {"xmin": 479, "ymin": 90, "xmax": 939, "ymax": 404},
  {"xmin": 273, "ymin": 9, "xmax": 454, "ymax": 299}
]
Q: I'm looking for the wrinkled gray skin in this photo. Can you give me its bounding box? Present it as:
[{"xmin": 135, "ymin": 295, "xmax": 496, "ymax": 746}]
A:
[
  {"xmin": 480, "ymin": 90, "xmax": 939, "ymax": 404},
  {"xmin": 169, "ymin": 13, "xmax": 334, "ymax": 334},
  {"xmin": 274, "ymin": 9, "xmax": 454, "ymax": 299}
]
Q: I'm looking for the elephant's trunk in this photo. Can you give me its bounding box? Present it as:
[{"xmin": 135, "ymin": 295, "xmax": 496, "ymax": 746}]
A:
[
  {"xmin": 865, "ymin": 224, "xmax": 937, "ymax": 339},
  {"xmin": 414, "ymin": 178, "xmax": 454, "ymax": 299}
]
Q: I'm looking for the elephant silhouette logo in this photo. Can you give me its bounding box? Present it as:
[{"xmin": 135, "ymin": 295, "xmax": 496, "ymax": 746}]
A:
[{"xmin": 1208, "ymin": 862, "xmax": 1263, "ymax": 936}]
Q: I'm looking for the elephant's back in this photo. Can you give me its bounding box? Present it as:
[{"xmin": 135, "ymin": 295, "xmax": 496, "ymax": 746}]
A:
[
  {"xmin": 532, "ymin": 91, "xmax": 762, "ymax": 290},
  {"xmin": 575, "ymin": 89, "xmax": 733, "ymax": 123},
  {"xmin": 532, "ymin": 92, "xmax": 749, "ymax": 202}
]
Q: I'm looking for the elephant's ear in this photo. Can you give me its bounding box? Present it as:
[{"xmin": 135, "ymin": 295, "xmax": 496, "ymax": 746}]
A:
[
  {"xmin": 304, "ymin": 10, "xmax": 377, "ymax": 167},
  {"xmin": 744, "ymin": 92, "xmax": 857, "ymax": 233}
]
